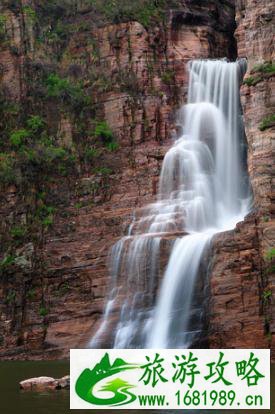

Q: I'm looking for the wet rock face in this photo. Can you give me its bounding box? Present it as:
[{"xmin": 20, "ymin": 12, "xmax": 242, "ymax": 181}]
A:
[
  {"xmin": 208, "ymin": 0, "xmax": 274, "ymax": 358},
  {"xmin": 235, "ymin": 0, "xmax": 274, "ymax": 67},
  {"xmin": 235, "ymin": 0, "xmax": 274, "ymax": 213},
  {"xmin": 209, "ymin": 213, "xmax": 269, "ymax": 349}
]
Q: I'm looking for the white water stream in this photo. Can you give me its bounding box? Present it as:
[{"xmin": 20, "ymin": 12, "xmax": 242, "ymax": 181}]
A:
[{"xmin": 89, "ymin": 59, "xmax": 250, "ymax": 349}]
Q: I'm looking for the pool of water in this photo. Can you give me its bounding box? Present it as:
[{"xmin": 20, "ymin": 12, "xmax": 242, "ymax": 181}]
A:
[{"xmin": 0, "ymin": 361, "xmax": 273, "ymax": 414}]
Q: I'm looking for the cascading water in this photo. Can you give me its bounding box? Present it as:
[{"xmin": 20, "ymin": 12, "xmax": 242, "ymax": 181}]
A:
[{"xmin": 89, "ymin": 59, "xmax": 251, "ymax": 349}]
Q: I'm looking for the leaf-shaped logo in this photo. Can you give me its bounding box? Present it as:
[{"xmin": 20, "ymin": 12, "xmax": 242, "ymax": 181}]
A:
[{"xmin": 75, "ymin": 353, "xmax": 140, "ymax": 406}]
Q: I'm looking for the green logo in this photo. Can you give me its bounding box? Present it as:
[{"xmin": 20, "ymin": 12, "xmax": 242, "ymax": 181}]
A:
[{"xmin": 75, "ymin": 352, "xmax": 140, "ymax": 406}]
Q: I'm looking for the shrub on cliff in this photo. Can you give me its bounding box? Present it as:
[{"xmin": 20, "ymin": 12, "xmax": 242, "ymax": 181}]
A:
[
  {"xmin": 252, "ymin": 62, "xmax": 275, "ymax": 75},
  {"xmin": 265, "ymin": 248, "xmax": 275, "ymax": 261},
  {"xmin": 46, "ymin": 73, "xmax": 71, "ymax": 98},
  {"xmin": 243, "ymin": 76, "xmax": 262, "ymax": 87},
  {"xmin": 106, "ymin": 141, "xmax": 119, "ymax": 151},
  {"xmin": 94, "ymin": 120, "xmax": 114, "ymax": 143},
  {"xmin": 22, "ymin": 5, "xmax": 36, "ymax": 22},
  {"xmin": 45, "ymin": 73, "xmax": 91, "ymax": 111},
  {"xmin": 0, "ymin": 14, "xmax": 7, "ymax": 40},
  {"xmin": 8, "ymin": 115, "xmax": 77, "ymax": 181},
  {"xmin": 10, "ymin": 129, "xmax": 29, "ymax": 147},
  {"xmin": 244, "ymin": 62, "xmax": 275, "ymax": 87},
  {"xmin": 161, "ymin": 69, "xmax": 175, "ymax": 84},
  {"xmin": 259, "ymin": 114, "xmax": 275, "ymax": 131},
  {"xmin": 87, "ymin": 0, "xmax": 180, "ymax": 27},
  {"xmin": 0, "ymin": 255, "xmax": 15, "ymax": 272},
  {"xmin": 84, "ymin": 147, "xmax": 101, "ymax": 162},
  {"xmin": 0, "ymin": 153, "xmax": 16, "ymax": 186},
  {"xmin": 21, "ymin": 141, "xmax": 76, "ymax": 177},
  {"xmin": 9, "ymin": 116, "xmax": 45, "ymax": 148},
  {"xmin": 26, "ymin": 115, "xmax": 45, "ymax": 133},
  {"xmin": 9, "ymin": 226, "xmax": 28, "ymax": 248}
]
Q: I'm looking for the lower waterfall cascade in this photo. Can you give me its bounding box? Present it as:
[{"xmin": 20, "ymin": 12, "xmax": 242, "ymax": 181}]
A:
[{"xmin": 89, "ymin": 58, "xmax": 251, "ymax": 349}]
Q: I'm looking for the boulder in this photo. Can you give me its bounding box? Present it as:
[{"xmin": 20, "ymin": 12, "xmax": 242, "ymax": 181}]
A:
[
  {"xmin": 57, "ymin": 375, "xmax": 70, "ymax": 390},
  {"xmin": 20, "ymin": 376, "xmax": 58, "ymax": 391},
  {"xmin": 20, "ymin": 375, "xmax": 70, "ymax": 391}
]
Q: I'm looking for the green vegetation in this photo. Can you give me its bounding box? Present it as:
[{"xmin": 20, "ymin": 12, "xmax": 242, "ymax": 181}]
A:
[
  {"xmin": 106, "ymin": 141, "xmax": 119, "ymax": 151},
  {"xmin": 243, "ymin": 76, "xmax": 262, "ymax": 87},
  {"xmin": 93, "ymin": 166, "xmax": 112, "ymax": 176},
  {"xmin": 26, "ymin": 115, "xmax": 44, "ymax": 133},
  {"xmin": 0, "ymin": 0, "xmax": 130, "ymax": 271},
  {"xmin": 39, "ymin": 307, "xmax": 48, "ymax": 317},
  {"xmin": 28, "ymin": 144, "xmax": 66, "ymax": 163},
  {"xmin": 94, "ymin": 121, "xmax": 114, "ymax": 143},
  {"xmin": 46, "ymin": 73, "xmax": 72, "ymax": 98},
  {"xmin": 9, "ymin": 116, "xmax": 44, "ymax": 148},
  {"xmin": 115, "ymin": 70, "xmax": 140, "ymax": 96},
  {"xmin": 5, "ymin": 113, "xmax": 77, "ymax": 181},
  {"xmin": 34, "ymin": 6, "xmax": 75, "ymax": 57},
  {"xmin": 244, "ymin": 62, "xmax": 275, "ymax": 87},
  {"xmin": 10, "ymin": 225, "xmax": 26, "ymax": 239},
  {"xmin": 10, "ymin": 129, "xmax": 29, "ymax": 147},
  {"xmin": 17, "ymin": 0, "xmax": 181, "ymax": 30},
  {"xmin": 86, "ymin": 0, "xmax": 179, "ymax": 27},
  {"xmin": 0, "ymin": 14, "xmax": 7, "ymax": 39},
  {"xmin": 45, "ymin": 73, "xmax": 91, "ymax": 110},
  {"xmin": 75, "ymin": 202, "xmax": 83, "ymax": 209},
  {"xmin": 263, "ymin": 289, "xmax": 272, "ymax": 304},
  {"xmin": 26, "ymin": 288, "xmax": 36, "ymax": 299},
  {"xmin": 25, "ymin": 143, "xmax": 74, "ymax": 171},
  {"xmin": 22, "ymin": 5, "xmax": 36, "ymax": 21},
  {"xmin": 42, "ymin": 216, "xmax": 54, "ymax": 227},
  {"xmin": 264, "ymin": 248, "xmax": 275, "ymax": 278},
  {"xmin": 84, "ymin": 147, "xmax": 101, "ymax": 161},
  {"xmin": 58, "ymin": 282, "xmax": 70, "ymax": 295},
  {"xmin": 0, "ymin": 153, "xmax": 16, "ymax": 185},
  {"xmin": 44, "ymin": 22, "xmax": 68, "ymax": 43},
  {"xmin": 259, "ymin": 114, "xmax": 275, "ymax": 131},
  {"xmin": 36, "ymin": 205, "xmax": 56, "ymax": 228},
  {"xmin": 6, "ymin": 290, "xmax": 16, "ymax": 304},
  {"xmin": 252, "ymin": 62, "xmax": 275, "ymax": 75},
  {"xmin": 161, "ymin": 69, "xmax": 175, "ymax": 85},
  {"xmin": 265, "ymin": 247, "xmax": 275, "ymax": 261},
  {"xmin": 0, "ymin": 255, "xmax": 15, "ymax": 270}
]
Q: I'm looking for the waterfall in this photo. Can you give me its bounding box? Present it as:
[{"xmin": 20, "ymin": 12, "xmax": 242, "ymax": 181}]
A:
[{"xmin": 89, "ymin": 59, "xmax": 250, "ymax": 349}]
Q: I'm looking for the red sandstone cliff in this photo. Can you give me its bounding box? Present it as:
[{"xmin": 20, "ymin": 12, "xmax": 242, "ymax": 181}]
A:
[
  {"xmin": 0, "ymin": 0, "xmax": 273, "ymax": 359},
  {"xmin": 209, "ymin": 0, "xmax": 274, "ymax": 357}
]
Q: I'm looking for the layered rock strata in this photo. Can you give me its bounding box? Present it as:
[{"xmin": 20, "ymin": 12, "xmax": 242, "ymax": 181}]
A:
[
  {"xmin": 209, "ymin": 0, "xmax": 274, "ymax": 358},
  {"xmin": 0, "ymin": 0, "xmax": 236, "ymax": 359}
]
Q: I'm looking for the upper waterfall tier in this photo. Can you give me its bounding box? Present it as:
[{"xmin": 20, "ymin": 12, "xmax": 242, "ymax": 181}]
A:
[{"xmin": 126, "ymin": 60, "xmax": 250, "ymax": 238}]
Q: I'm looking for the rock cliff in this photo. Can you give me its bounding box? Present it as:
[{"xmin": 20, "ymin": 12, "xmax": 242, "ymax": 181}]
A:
[
  {"xmin": 209, "ymin": 0, "xmax": 274, "ymax": 357},
  {"xmin": 0, "ymin": 0, "xmax": 273, "ymax": 359}
]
